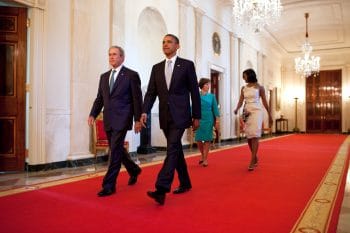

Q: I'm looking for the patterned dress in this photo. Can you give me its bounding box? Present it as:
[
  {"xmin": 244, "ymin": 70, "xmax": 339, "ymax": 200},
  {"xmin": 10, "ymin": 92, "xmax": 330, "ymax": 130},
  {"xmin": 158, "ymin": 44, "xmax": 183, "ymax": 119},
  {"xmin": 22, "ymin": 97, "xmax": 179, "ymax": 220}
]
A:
[
  {"xmin": 243, "ymin": 86, "xmax": 263, "ymax": 138},
  {"xmin": 195, "ymin": 92, "xmax": 220, "ymax": 141}
]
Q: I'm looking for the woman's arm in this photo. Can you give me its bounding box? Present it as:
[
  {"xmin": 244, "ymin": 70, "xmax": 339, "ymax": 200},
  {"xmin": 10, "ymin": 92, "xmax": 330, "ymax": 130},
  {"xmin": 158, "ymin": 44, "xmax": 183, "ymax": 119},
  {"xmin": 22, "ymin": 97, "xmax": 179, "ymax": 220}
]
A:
[
  {"xmin": 234, "ymin": 87, "xmax": 244, "ymax": 114},
  {"xmin": 211, "ymin": 94, "xmax": 220, "ymax": 130}
]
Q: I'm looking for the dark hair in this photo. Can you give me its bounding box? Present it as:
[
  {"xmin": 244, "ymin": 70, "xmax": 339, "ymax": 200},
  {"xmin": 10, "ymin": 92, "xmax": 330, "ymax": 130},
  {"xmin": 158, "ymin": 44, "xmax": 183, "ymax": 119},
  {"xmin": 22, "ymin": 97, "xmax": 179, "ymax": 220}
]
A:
[
  {"xmin": 165, "ymin": 34, "xmax": 179, "ymax": 44},
  {"xmin": 198, "ymin": 78, "xmax": 210, "ymax": 89},
  {"xmin": 243, "ymin": 68, "xmax": 257, "ymax": 83}
]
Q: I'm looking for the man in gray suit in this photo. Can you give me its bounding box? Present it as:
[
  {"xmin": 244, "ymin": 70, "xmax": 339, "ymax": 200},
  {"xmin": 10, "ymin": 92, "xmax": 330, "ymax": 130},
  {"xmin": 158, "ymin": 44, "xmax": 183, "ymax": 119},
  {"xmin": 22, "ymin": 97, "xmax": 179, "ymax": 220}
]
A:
[
  {"xmin": 88, "ymin": 46, "xmax": 142, "ymax": 197},
  {"xmin": 141, "ymin": 34, "xmax": 201, "ymax": 205}
]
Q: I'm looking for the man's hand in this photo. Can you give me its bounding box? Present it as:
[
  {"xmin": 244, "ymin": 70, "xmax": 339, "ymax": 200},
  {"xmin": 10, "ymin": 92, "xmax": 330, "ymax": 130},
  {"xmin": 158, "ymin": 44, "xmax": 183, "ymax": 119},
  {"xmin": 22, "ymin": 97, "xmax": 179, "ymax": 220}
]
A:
[
  {"xmin": 134, "ymin": 121, "xmax": 142, "ymax": 133},
  {"xmin": 87, "ymin": 116, "xmax": 95, "ymax": 127},
  {"xmin": 140, "ymin": 113, "xmax": 147, "ymax": 128},
  {"xmin": 192, "ymin": 119, "xmax": 200, "ymax": 131}
]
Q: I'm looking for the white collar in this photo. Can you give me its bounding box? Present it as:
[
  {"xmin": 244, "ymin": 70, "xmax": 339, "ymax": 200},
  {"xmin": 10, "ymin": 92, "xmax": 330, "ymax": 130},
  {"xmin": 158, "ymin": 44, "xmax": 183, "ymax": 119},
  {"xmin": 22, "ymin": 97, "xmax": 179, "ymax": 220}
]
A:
[
  {"xmin": 166, "ymin": 55, "xmax": 177, "ymax": 64},
  {"xmin": 112, "ymin": 64, "xmax": 123, "ymax": 72}
]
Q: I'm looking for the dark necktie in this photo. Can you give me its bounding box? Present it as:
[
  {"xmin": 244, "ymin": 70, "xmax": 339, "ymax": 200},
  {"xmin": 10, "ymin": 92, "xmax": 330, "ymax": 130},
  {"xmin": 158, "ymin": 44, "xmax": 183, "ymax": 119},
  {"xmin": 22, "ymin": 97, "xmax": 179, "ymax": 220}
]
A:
[{"xmin": 109, "ymin": 70, "xmax": 116, "ymax": 93}]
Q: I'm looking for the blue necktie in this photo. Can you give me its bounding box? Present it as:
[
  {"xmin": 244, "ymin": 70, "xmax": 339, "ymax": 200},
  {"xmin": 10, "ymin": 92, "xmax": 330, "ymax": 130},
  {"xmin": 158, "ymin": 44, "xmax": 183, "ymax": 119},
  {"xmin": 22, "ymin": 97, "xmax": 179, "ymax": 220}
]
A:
[{"xmin": 109, "ymin": 70, "xmax": 116, "ymax": 93}]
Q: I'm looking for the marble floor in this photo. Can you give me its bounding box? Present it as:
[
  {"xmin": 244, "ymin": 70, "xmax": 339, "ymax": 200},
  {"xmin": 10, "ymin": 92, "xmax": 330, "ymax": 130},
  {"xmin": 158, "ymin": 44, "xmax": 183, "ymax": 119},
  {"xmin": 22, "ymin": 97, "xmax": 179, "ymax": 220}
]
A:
[{"xmin": 0, "ymin": 137, "xmax": 349, "ymax": 232}]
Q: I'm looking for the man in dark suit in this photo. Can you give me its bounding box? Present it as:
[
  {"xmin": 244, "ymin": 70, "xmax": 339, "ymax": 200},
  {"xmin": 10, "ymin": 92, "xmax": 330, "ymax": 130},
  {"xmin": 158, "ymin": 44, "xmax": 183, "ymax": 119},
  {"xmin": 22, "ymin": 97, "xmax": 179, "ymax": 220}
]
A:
[
  {"xmin": 88, "ymin": 46, "xmax": 142, "ymax": 197},
  {"xmin": 140, "ymin": 34, "xmax": 201, "ymax": 205}
]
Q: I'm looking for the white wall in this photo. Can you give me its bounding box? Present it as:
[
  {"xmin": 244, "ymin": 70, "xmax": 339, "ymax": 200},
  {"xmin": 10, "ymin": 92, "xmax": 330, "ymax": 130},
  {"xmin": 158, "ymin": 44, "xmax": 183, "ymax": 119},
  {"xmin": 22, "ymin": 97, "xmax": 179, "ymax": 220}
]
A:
[
  {"xmin": 26, "ymin": 0, "xmax": 111, "ymax": 164},
  {"xmin": 25, "ymin": 0, "xmax": 285, "ymax": 165},
  {"xmin": 119, "ymin": 0, "xmax": 179, "ymax": 148},
  {"xmin": 44, "ymin": 0, "xmax": 71, "ymax": 163}
]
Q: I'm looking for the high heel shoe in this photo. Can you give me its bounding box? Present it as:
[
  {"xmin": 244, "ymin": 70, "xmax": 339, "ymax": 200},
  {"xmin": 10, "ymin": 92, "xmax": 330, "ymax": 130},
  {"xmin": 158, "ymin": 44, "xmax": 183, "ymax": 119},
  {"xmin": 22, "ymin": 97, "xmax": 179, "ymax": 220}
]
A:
[
  {"xmin": 248, "ymin": 157, "xmax": 256, "ymax": 171},
  {"xmin": 254, "ymin": 156, "xmax": 259, "ymax": 167},
  {"xmin": 202, "ymin": 161, "xmax": 208, "ymax": 167},
  {"xmin": 198, "ymin": 160, "xmax": 203, "ymax": 165},
  {"xmin": 248, "ymin": 164, "xmax": 254, "ymax": 171}
]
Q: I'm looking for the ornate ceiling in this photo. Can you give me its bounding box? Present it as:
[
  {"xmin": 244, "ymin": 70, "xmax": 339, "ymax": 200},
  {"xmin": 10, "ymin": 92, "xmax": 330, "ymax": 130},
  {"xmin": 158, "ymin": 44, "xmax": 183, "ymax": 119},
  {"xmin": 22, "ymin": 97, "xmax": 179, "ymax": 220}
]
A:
[{"xmin": 264, "ymin": 0, "xmax": 350, "ymax": 54}]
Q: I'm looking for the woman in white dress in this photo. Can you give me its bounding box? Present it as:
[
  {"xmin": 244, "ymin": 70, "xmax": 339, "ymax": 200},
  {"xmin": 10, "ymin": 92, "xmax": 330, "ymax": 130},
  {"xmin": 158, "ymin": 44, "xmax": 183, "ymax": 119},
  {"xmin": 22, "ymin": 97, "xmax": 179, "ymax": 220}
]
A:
[{"xmin": 234, "ymin": 69, "xmax": 273, "ymax": 171}]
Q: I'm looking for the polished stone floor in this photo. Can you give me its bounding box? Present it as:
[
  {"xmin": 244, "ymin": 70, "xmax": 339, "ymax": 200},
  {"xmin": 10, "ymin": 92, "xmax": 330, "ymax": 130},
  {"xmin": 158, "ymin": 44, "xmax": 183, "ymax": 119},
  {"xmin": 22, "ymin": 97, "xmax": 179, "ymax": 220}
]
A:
[{"xmin": 0, "ymin": 136, "xmax": 349, "ymax": 232}]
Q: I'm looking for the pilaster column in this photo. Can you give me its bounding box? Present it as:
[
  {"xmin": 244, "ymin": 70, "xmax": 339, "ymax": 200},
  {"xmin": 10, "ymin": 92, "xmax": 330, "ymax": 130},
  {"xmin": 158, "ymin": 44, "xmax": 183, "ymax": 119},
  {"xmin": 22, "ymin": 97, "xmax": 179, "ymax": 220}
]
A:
[
  {"xmin": 257, "ymin": 52, "xmax": 265, "ymax": 85},
  {"xmin": 27, "ymin": 7, "xmax": 46, "ymax": 165},
  {"xmin": 230, "ymin": 32, "xmax": 239, "ymax": 137},
  {"xmin": 194, "ymin": 7, "xmax": 204, "ymax": 77},
  {"xmin": 68, "ymin": 0, "xmax": 110, "ymax": 160},
  {"xmin": 178, "ymin": 0, "xmax": 193, "ymax": 59}
]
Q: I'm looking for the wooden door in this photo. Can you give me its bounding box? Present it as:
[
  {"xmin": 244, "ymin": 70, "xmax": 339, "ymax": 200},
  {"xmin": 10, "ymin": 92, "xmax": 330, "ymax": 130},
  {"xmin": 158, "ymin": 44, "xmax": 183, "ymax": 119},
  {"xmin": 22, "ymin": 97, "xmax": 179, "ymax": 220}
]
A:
[
  {"xmin": 0, "ymin": 7, "xmax": 27, "ymax": 171},
  {"xmin": 306, "ymin": 70, "xmax": 342, "ymax": 133},
  {"xmin": 210, "ymin": 71, "xmax": 219, "ymax": 104}
]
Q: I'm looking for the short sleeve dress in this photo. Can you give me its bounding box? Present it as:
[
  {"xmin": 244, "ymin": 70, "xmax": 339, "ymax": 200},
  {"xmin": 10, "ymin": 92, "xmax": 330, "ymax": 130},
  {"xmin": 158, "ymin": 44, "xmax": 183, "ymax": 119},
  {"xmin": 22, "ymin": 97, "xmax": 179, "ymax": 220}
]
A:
[
  {"xmin": 243, "ymin": 86, "xmax": 263, "ymax": 139},
  {"xmin": 195, "ymin": 92, "xmax": 220, "ymax": 142}
]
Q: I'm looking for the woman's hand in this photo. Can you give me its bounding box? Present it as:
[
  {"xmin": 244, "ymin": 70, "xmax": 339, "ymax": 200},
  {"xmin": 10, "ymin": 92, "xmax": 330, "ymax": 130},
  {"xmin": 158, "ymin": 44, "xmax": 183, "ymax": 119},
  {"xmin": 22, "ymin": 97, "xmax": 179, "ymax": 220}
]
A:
[
  {"xmin": 268, "ymin": 115, "xmax": 273, "ymax": 128},
  {"xmin": 214, "ymin": 120, "xmax": 220, "ymax": 131},
  {"xmin": 192, "ymin": 119, "xmax": 200, "ymax": 131}
]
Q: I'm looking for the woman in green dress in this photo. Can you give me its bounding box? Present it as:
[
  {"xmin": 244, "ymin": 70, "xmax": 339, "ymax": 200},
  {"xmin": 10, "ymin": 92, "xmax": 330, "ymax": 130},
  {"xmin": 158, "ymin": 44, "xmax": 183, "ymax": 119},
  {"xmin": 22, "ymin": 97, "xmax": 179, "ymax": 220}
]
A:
[{"xmin": 195, "ymin": 78, "xmax": 220, "ymax": 167}]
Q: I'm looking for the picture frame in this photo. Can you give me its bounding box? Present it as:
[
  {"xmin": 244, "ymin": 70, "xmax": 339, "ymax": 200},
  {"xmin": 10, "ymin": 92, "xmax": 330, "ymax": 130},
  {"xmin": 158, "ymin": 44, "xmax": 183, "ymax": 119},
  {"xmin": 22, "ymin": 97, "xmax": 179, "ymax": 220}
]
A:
[{"xmin": 212, "ymin": 32, "xmax": 221, "ymax": 55}]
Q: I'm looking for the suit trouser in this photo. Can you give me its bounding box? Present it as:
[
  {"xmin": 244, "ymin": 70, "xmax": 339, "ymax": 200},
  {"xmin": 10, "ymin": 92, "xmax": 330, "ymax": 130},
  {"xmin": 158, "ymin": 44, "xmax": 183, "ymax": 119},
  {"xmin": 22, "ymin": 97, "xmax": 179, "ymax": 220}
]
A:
[
  {"xmin": 103, "ymin": 129, "xmax": 140, "ymax": 190},
  {"xmin": 156, "ymin": 116, "xmax": 192, "ymax": 193}
]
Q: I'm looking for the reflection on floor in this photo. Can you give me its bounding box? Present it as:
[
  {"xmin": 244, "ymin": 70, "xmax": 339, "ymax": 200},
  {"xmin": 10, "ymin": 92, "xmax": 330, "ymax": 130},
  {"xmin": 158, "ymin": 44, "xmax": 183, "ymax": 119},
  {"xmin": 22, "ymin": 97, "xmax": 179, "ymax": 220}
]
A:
[{"xmin": 0, "ymin": 136, "xmax": 349, "ymax": 233}]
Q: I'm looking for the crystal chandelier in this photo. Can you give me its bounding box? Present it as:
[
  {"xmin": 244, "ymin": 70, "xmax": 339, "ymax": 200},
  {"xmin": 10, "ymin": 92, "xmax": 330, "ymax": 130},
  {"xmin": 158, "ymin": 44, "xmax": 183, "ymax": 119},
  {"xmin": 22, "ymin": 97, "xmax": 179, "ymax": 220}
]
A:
[
  {"xmin": 233, "ymin": 0, "xmax": 283, "ymax": 33},
  {"xmin": 294, "ymin": 13, "xmax": 320, "ymax": 78}
]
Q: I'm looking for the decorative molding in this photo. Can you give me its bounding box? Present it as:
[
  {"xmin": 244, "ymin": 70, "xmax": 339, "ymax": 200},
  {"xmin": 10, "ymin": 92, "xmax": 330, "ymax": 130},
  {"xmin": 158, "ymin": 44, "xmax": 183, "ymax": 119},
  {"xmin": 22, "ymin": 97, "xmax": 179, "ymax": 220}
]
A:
[
  {"xmin": 67, "ymin": 152, "xmax": 95, "ymax": 161},
  {"xmin": 12, "ymin": 0, "xmax": 46, "ymax": 9},
  {"xmin": 0, "ymin": 16, "xmax": 16, "ymax": 32},
  {"xmin": 178, "ymin": 0, "xmax": 192, "ymax": 7}
]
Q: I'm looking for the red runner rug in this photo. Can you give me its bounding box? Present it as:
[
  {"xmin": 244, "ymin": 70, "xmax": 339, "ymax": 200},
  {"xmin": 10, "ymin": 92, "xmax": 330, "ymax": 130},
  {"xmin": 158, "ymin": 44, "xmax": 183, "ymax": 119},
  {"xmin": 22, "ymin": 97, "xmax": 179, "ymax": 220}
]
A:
[{"xmin": 0, "ymin": 134, "xmax": 348, "ymax": 233}]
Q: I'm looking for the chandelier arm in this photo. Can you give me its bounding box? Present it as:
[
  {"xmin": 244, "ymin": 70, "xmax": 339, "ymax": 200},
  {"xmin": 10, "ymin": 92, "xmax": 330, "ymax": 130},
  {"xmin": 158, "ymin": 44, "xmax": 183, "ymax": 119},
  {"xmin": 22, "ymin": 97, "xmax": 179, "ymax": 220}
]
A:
[{"xmin": 305, "ymin": 13, "xmax": 309, "ymax": 39}]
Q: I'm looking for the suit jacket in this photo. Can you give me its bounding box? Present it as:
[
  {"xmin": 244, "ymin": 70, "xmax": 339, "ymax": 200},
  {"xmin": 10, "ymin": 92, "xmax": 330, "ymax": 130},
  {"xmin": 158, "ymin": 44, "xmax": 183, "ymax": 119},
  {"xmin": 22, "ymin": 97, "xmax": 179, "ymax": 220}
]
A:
[
  {"xmin": 143, "ymin": 57, "xmax": 201, "ymax": 129},
  {"xmin": 90, "ymin": 66, "xmax": 142, "ymax": 131}
]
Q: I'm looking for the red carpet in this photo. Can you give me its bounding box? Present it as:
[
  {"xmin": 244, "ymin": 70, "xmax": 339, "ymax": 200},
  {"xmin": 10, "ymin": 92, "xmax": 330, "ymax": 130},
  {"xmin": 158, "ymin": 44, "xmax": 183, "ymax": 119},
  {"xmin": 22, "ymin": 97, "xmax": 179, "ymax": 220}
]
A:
[{"xmin": 0, "ymin": 134, "xmax": 348, "ymax": 233}]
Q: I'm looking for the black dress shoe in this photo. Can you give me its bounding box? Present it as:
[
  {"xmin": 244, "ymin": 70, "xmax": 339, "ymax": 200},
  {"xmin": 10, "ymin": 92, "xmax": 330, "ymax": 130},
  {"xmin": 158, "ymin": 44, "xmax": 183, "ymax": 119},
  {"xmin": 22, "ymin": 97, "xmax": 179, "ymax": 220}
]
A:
[
  {"xmin": 172, "ymin": 186, "xmax": 191, "ymax": 194},
  {"xmin": 128, "ymin": 168, "xmax": 142, "ymax": 185},
  {"xmin": 147, "ymin": 190, "xmax": 165, "ymax": 205},
  {"xmin": 97, "ymin": 189, "xmax": 115, "ymax": 197}
]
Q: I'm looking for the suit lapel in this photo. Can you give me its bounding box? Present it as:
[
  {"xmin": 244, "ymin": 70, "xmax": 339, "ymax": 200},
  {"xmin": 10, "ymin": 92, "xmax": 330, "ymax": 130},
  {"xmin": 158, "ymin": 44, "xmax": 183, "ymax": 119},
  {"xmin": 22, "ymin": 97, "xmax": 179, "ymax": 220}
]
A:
[
  {"xmin": 169, "ymin": 57, "xmax": 181, "ymax": 90},
  {"xmin": 160, "ymin": 60, "xmax": 168, "ymax": 91},
  {"xmin": 103, "ymin": 71, "xmax": 111, "ymax": 94}
]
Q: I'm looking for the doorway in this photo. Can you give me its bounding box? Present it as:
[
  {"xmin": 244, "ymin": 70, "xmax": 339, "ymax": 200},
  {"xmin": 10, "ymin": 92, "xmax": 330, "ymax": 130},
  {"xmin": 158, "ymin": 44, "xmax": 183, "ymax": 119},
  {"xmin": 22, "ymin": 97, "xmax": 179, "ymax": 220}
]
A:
[
  {"xmin": 306, "ymin": 70, "xmax": 342, "ymax": 133},
  {"xmin": 0, "ymin": 7, "xmax": 27, "ymax": 171},
  {"xmin": 210, "ymin": 70, "xmax": 220, "ymax": 143}
]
